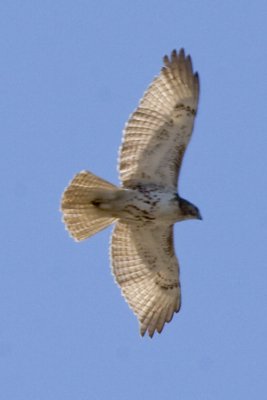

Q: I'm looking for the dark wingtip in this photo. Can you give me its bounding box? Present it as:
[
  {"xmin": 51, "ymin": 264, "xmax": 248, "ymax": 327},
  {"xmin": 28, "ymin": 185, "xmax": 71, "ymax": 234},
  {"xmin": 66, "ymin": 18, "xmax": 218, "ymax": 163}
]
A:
[
  {"xmin": 178, "ymin": 48, "xmax": 185, "ymax": 58},
  {"xmin": 171, "ymin": 49, "xmax": 178, "ymax": 58}
]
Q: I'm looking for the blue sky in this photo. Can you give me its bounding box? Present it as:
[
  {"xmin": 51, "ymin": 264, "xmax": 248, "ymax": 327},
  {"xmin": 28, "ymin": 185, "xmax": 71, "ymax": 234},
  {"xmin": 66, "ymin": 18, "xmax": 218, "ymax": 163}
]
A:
[{"xmin": 1, "ymin": 1, "xmax": 267, "ymax": 399}]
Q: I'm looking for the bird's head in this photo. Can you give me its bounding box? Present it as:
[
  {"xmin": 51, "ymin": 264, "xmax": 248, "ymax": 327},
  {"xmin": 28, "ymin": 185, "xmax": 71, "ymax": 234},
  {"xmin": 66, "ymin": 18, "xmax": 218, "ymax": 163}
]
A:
[{"xmin": 178, "ymin": 197, "xmax": 202, "ymax": 221}]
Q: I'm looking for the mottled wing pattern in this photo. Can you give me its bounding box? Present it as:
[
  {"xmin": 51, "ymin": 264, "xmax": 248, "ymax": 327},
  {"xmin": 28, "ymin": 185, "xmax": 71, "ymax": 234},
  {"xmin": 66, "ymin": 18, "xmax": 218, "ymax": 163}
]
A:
[
  {"xmin": 119, "ymin": 49, "xmax": 199, "ymax": 190},
  {"xmin": 111, "ymin": 222, "xmax": 181, "ymax": 337}
]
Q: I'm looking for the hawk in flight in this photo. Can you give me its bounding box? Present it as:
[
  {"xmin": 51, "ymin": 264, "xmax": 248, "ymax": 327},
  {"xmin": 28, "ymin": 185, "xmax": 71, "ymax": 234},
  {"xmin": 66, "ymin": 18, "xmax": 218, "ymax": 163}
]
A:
[{"xmin": 61, "ymin": 49, "xmax": 201, "ymax": 337}]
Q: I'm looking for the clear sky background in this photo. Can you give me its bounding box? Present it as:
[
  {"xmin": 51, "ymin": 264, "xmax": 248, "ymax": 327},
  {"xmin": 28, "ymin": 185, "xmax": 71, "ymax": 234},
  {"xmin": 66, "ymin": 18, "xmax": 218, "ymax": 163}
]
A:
[{"xmin": 1, "ymin": 1, "xmax": 267, "ymax": 399}]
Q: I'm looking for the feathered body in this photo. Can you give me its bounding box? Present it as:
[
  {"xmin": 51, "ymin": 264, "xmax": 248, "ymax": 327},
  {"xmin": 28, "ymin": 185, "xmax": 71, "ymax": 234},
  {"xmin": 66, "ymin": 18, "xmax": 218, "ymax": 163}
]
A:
[{"xmin": 61, "ymin": 49, "xmax": 202, "ymax": 337}]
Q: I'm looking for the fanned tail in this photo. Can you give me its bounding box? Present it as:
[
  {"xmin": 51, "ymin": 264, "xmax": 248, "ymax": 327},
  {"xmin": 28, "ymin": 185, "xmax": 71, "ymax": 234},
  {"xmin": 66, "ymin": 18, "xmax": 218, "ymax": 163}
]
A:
[{"xmin": 61, "ymin": 170, "xmax": 118, "ymax": 241}]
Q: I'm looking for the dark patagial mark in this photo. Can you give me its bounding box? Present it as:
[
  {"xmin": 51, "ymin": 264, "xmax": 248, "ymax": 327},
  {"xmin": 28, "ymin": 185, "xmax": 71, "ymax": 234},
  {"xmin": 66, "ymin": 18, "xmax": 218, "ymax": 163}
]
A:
[
  {"xmin": 155, "ymin": 272, "xmax": 179, "ymax": 290},
  {"xmin": 174, "ymin": 103, "xmax": 196, "ymax": 116},
  {"xmin": 157, "ymin": 128, "xmax": 170, "ymax": 140}
]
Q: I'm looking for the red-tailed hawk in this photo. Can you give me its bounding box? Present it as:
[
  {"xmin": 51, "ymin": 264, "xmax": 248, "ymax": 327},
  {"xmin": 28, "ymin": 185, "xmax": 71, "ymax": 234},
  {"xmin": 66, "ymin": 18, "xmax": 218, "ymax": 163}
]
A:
[{"xmin": 61, "ymin": 49, "xmax": 201, "ymax": 337}]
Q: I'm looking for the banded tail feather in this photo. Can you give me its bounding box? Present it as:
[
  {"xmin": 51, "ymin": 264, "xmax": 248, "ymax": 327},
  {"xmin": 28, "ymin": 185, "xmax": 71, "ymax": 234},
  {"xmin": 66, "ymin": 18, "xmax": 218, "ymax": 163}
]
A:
[{"xmin": 61, "ymin": 171, "xmax": 118, "ymax": 241}]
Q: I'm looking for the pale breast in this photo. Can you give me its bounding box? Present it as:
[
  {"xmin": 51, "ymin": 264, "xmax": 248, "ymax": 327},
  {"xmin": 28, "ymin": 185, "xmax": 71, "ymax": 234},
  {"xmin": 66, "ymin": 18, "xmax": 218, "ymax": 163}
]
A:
[{"xmin": 111, "ymin": 184, "xmax": 179, "ymax": 224}]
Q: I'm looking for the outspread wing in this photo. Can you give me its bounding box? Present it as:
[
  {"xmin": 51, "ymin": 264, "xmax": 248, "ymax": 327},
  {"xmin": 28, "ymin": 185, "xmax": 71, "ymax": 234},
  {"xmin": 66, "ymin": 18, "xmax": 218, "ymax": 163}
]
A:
[
  {"xmin": 119, "ymin": 49, "xmax": 199, "ymax": 190},
  {"xmin": 111, "ymin": 222, "xmax": 181, "ymax": 337}
]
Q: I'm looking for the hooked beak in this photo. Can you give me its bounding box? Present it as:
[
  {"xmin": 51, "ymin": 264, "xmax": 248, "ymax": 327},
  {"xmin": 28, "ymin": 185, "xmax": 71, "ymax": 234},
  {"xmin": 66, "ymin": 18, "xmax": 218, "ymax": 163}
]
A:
[{"xmin": 197, "ymin": 210, "xmax": 203, "ymax": 220}]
